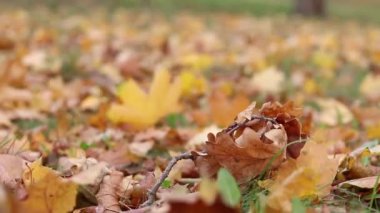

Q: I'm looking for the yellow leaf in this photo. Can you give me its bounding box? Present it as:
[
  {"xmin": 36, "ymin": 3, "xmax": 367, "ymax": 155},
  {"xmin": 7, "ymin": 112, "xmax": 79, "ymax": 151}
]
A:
[
  {"xmin": 181, "ymin": 53, "xmax": 213, "ymax": 71},
  {"xmin": 107, "ymin": 69, "xmax": 182, "ymax": 129},
  {"xmin": 303, "ymin": 79, "xmax": 318, "ymax": 95},
  {"xmin": 180, "ymin": 71, "xmax": 207, "ymax": 96},
  {"xmin": 366, "ymin": 121, "xmax": 380, "ymax": 139},
  {"xmin": 267, "ymin": 140, "xmax": 340, "ymax": 212},
  {"xmin": 312, "ymin": 50, "xmax": 337, "ymax": 71},
  {"xmin": 20, "ymin": 160, "xmax": 77, "ymax": 213},
  {"xmin": 199, "ymin": 178, "xmax": 218, "ymax": 205}
]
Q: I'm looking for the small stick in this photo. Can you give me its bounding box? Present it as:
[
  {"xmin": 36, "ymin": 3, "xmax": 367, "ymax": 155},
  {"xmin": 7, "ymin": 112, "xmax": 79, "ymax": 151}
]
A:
[
  {"xmin": 226, "ymin": 115, "xmax": 278, "ymax": 135},
  {"xmin": 139, "ymin": 152, "xmax": 194, "ymax": 208}
]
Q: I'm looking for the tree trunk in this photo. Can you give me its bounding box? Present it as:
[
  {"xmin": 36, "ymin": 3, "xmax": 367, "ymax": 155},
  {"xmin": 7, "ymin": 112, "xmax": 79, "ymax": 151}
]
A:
[{"xmin": 295, "ymin": 0, "xmax": 326, "ymax": 16}]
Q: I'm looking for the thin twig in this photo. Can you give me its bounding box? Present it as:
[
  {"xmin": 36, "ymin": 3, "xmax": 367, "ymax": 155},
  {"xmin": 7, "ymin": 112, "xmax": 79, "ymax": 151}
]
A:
[
  {"xmin": 226, "ymin": 115, "xmax": 279, "ymax": 135},
  {"xmin": 139, "ymin": 152, "xmax": 194, "ymax": 208}
]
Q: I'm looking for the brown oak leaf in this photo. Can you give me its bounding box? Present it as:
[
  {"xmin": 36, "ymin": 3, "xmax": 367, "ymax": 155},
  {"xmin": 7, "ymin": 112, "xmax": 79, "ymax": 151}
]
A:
[{"xmin": 196, "ymin": 102, "xmax": 306, "ymax": 183}]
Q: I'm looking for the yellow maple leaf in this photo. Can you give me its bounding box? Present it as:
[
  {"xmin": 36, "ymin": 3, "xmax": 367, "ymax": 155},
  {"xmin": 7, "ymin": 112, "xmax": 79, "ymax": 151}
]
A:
[
  {"xmin": 180, "ymin": 71, "xmax": 208, "ymax": 96},
  {"xmin": 266, "ymin": 140, "xmax": 340, "ymax": 212},
  {"xmin": 107, "ymin": 69, "xmax": 182, "ymax": 129},
  {"xmin": 20, "ymin": 160, "xmax": 77, "ymax": 213}
]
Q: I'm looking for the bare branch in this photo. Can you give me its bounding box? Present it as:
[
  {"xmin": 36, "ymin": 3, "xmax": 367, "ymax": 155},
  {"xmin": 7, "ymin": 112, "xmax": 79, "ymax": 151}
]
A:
[
  {"xmin": 139, "ymin": 152, "xmax": 194, "ymax": 208},
  {"xmin": 225, "ymin": 115, "xmax": 279, "ymax": 135}
]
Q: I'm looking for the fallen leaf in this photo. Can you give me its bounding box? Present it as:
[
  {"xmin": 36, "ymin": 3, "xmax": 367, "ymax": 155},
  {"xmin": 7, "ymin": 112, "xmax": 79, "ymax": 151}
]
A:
[
  {"xmin": 0, "ymin": 154, "xmax": 25, "ymax": 190},
  {"xmin": 196, "ymin": 128, "xmax": 287, "ymax": 184},
  {"xmin": 209, "ymin": 91, "xmax": 250, "ymax": 127},
  {"xmin": 366, "ymin": 121, "xmax": 380, "ymax": 139},
  {"xmin": 266, "ymin": 140, "xmax": 340, "ymax": 212},
  {"xmin": 197, "ymin": 102, "xmax": 306, "ymax": 183},
  {"xmin": 96, "ymin": 170, "xmax": 123, "ymax": 213},
  {"xmin": 97, "ymin": 143, "xmax": 133, "ymax": 167},
  {"xmin": 180, "ymin": 71, "xmax": 208, "ymax": 96},
  {"xmin": 360, "ymin": 73, "xmax": 380, "ymax": 101},
  {"xmin": 107, "ymin": 69, "xmax": 182, "ymax": 129},
  {"xmin": 251, "ymin": 67, "xmax": 285, "ymax": 94},
  {"xmin": 258, "ymin": 101, "xmax": 305, "ymax": 158},
  {"xmin": 181, "ymin": 53, "xmax": 213, "ymax": 71},
  {"xmin": 312, "ymin": 50, "xmax": 337, "ymax": 71},
  {"xmin": 20, "ymin": 160, "xmax": 77, "ymax": 213},
  {"xmin": 129, "ymin": 140, "xmax": 154, "ymax": 157},
  {"xmin": 338, "ymin": 176, "xmax": 380, "ymax": 189},
  {"xmin": 315, "ymin": 98, "xmax": 353, "ymax": 126},
  {"xmin": 70, "ymin": 161, "xmax": 109, "ymax": 185},
  {"xmin": 186, "ymin": 125, "xmax": 221, "ymax": 150},
  {"xmin": 199, "ymin": 178, "xmax": 218, "ymax": 205}
]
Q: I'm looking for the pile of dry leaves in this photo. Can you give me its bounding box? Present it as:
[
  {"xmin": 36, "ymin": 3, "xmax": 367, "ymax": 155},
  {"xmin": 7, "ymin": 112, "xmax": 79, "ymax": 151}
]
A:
[{"xmin": 1, "ymin": 8, "xmax": 380, "ymax": 213}]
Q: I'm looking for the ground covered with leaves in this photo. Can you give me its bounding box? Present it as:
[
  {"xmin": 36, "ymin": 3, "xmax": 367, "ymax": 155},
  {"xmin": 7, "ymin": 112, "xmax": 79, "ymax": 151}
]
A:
[{"xmin": 1, "ymin": 9, "xmax": 380, "ymax": 213}]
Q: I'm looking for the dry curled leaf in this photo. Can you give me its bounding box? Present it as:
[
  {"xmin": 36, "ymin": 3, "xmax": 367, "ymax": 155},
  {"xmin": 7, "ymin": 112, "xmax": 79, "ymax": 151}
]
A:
[
  {"xmin": 96, "ymin": 170, "xmax": 123, "ymax": 213},
  {"xmin": 69, "ymin": 161, "xmax": 110, "ymax": 185},
  {"xmin": 259, "ymin": 102, "xmax": 305, "ymax": 158},
  {"xmin": 196, "ymin": 102, "xmax": 306, "ymax": 183},
  {"xmin": 0, "ymin": 154, "xmax": 27, "ymax": 199},
  {"xmin": 338, "ymin": 176, "xmax": 380, "ymax": 189}
]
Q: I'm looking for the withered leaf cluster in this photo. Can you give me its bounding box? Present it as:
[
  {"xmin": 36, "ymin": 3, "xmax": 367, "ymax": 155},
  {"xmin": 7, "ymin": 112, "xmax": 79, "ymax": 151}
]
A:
[{"xmin": 196, "ymin": 102, "xmax": 307, "ymax": 183}]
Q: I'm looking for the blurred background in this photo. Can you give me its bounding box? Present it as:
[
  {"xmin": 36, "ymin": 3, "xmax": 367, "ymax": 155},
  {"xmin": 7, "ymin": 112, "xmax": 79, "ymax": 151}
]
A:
[
  {"xmin": 1, "ymin": 0, "xmax": 380, "ymax": 133},
  {"xmin": 1, "ymin": 0, "xmax": 380, "ymax": 23}
]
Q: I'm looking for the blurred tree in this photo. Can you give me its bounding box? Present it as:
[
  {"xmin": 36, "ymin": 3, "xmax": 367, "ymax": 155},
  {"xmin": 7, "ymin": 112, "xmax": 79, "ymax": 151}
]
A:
[{"xmin": 295, "ymin": 0, "xmax": 326, "ymax": 16}]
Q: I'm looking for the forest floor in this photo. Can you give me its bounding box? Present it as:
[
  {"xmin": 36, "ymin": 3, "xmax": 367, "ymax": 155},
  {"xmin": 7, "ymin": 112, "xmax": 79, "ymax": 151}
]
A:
[{"xmin": 1, "ymin": 5, "xmax": 380, "ymax": 213}]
